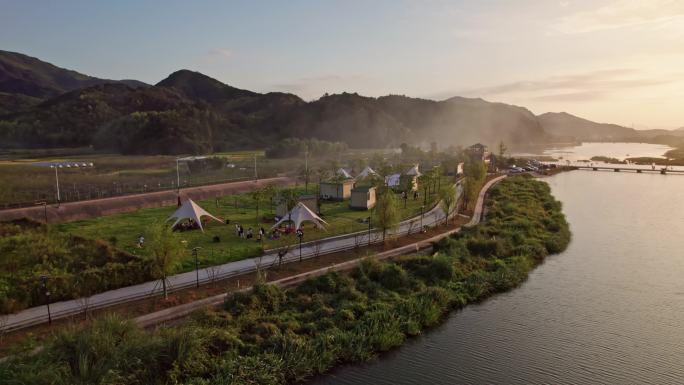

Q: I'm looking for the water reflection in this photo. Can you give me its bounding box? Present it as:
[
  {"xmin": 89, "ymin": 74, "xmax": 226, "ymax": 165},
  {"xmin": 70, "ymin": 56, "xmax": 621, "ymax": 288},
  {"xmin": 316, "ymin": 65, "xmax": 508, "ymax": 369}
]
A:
[{"xmin": 312, "ymin": 169, "xmax": 684, "ymax": 385}]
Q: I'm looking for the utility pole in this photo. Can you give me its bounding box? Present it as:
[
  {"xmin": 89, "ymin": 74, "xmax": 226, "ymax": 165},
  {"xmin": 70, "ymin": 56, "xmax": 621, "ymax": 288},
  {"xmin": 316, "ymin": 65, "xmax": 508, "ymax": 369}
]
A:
[
  {"xmin": 367, "ymin": 215, "xmax": 372, "ymax": 247},
  {"xmin": 192, "ymin": 247, "xmax": 202, "ymax": 288},
  {"xmin": 254, "ymin": 154, "xmax": 258, "ymax": 182},
  {"xmin": 40, "ymin": 275, "xmax": 52, "ymax": 325},
  {"xmin": 176, "ymin": 158, "xmax": 181, "ymax": 193},
  {"xmin": 50, "ymin": 165, "xmax": 61, "ymax": 205},
  {"xmin": 297, "ymin": 228, "xmax": 304, "ymax": 262}
]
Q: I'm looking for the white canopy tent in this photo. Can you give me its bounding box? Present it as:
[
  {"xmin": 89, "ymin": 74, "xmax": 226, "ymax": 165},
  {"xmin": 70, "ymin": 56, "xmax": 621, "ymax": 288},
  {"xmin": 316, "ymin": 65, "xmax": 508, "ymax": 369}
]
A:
[
  {"xmin": 336, "ymin": 168, "xmax": 353, "ymax": 179},
  {"xmin": 167, "ymin": 199, "xmax": 223, "ymax": 232},
  {"xmin": 357, "ymin": 166, "xmax": 377, "ymax": 178},
  {"xmin": 271, "ymin": 202, "xmax": 328, "ymax": 230}
]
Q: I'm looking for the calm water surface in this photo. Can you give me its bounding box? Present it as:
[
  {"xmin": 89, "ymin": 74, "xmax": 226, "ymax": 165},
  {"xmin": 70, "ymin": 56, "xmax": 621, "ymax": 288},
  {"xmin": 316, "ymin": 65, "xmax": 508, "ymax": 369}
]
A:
[{"xmin": 312, "ymin": 170, "xmax": 684, "ymax": 384}]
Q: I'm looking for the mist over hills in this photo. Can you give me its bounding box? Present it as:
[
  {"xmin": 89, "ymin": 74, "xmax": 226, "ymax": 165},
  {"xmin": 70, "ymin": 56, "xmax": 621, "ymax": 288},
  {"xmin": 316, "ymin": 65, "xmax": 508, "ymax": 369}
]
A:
[{"xmin": 0, "ymin": 49, "xmax": 679, "ymax": 155}]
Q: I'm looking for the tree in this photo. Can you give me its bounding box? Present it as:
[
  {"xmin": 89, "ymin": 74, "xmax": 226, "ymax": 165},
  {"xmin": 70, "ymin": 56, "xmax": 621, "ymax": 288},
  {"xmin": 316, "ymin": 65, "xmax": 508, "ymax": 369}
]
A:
[
  {"xmin": 146, "ymin": 223, "xmax": 185, "ymax": 300},
  {"xmin": 465, "ymin": 159, "xmax": 487, "ymax": 181},
  {"xmin": 327, "ymin": 159, "xmax": 340, "ymax": 175},
  {"xmin": 439, "ymin": 184, "xmax": 457, "ymax": 226},
  {"xmin": 251, "ymin": 187, "xmax": 264, "ymax": 221},
  {"xmin": 462, "ymin": 176, "xmax": 479, "ymax": 212},
  {"xmin": 280, "ymin": 188, "xmax": 299, "ymax": 227},
  {"xmin": 374, "ymin": 187, "xmax": 400, "ymax": 243},
  {"xmin": 263, "ymin": 184, "xmax": 278, "ymax": 214},
  {"xmin": 417, "ymin": 174, "xmax": 431, "ymax": 206},
  {"xmin": 298, "ymin": 164, "xmax": 311, "ymax": 193},
  {"xmin": 498, "ymin": 140, "xmax": 507, "ymax": 159}
]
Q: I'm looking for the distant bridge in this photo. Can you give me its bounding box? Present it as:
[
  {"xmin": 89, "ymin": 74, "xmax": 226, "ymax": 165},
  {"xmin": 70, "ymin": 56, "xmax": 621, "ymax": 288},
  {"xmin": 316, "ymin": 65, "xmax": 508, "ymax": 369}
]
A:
[{"xmin": 571, "ymin": 165, "xmax": 684, "ymax": 175}]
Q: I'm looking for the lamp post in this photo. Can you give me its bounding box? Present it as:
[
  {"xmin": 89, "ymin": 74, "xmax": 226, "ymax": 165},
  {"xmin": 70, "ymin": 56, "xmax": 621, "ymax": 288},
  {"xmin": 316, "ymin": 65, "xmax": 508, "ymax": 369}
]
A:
[
  {"xmin": 420, "ymin": 205, "xmax": 425, "ymax": 231},
  {"xmin": 50, "ymin": 164, "xmax": 62, "ymax": 206},
  {"xmin": 367, "ymin": 215, "xmax": 372, "ymax": 247},
  {"xmin": 40, "ymin": 275, "xmax": 52, "ymax": 325},
  {"xmin": 176, "ymin": 158, "xmax": 181, "ymax": 193},
  {"xmin": 296, "ymin": 228, "xmax": 304, "ymax": 262},
  {"xmin": 192, "ymin": 247, "xmax": 202, "ymax": 288}
]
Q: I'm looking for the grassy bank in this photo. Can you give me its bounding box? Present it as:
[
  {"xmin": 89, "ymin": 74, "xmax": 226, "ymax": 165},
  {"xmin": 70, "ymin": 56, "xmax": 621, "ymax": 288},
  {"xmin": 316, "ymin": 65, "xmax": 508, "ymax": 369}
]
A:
[
  {"xmin": 0, "ymin": 176, "xmax": 570, "ymax": 384},
  {"xmin": 1, "ymin": 183, "xmax": 441, "ymax": 315}
]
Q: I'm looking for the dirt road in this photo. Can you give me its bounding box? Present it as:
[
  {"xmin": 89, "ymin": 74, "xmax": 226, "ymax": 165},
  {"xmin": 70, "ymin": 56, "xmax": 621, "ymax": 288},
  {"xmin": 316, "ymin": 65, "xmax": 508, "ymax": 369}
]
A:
[{"xmin": 0, "ymin": 177, "xmax": 295, "ymax": 223}]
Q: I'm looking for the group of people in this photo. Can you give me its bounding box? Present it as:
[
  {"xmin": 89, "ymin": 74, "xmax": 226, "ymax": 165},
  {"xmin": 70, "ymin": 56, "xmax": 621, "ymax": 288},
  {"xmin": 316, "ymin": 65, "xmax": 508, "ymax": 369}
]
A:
[{"xmin": 235, "ymin": 223, "xmax": 267, "ymax": 242}]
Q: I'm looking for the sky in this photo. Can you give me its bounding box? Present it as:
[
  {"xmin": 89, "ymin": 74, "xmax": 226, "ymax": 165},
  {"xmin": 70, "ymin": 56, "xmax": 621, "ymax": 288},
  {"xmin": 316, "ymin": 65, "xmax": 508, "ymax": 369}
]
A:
[{"xmin": 2, "ymin": 0, "xmax": 683, "ymax": 129}]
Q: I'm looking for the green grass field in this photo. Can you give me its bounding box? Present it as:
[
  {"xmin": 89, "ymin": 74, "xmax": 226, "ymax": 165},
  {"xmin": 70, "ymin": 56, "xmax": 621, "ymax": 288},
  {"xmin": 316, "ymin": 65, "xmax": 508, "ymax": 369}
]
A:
[{"xmin": 56, "ymin": 184, "xmax": 441, "ymax": 271}]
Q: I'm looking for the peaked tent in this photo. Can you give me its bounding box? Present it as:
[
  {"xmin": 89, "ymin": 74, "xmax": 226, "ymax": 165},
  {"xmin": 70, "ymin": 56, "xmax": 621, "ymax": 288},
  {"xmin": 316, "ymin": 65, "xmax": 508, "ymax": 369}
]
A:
[
  {"xmin": 405, "ymin": 164, "xmax": 421, "ymax": 177},
  {"xmin": 167, "ymin": 199, "xmax": 223, "ymax": 232},
  {"xmin": 271, "ymin": 202, "xmax": 328, "ymax": 230},
  {"xmin": 336, "ymin": 168, "xmax": 353, "ymax": 179},
  {"xmin": 357, "ymin": 166, "xmax": 377, "ymax": 178}
]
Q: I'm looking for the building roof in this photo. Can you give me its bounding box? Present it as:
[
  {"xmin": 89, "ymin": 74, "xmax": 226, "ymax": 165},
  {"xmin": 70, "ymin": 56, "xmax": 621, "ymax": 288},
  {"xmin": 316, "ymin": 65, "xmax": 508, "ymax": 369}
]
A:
[
  {"xmin": 321, "ymin": 179, "xmax": 355, "ymax": 186},
  {"xmin": 405, "ymin": 164, "xmax": 421, "ymax": 176},
  {"xmin": 336, "ymin": 168, "xmax": 353, "ymax": 179},
  {"xmin": 467, "ymin": 143, "xmax": 487, "ymax": 150},
  {"xmin": 352, "ymin": 186, "xmax": 375, "ymax": 193},
  {"xmin": 357, "ymin": 166, "xmax": 377, "ymax": 178}
]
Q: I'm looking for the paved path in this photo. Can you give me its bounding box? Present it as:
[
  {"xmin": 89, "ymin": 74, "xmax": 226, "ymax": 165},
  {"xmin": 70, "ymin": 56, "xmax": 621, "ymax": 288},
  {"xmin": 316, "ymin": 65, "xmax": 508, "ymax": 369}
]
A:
[
  {"xmin": 0, "ymin": 177, "xmax": 294, "ymax": 223},
  {"xmin": 2, "ymin": 180, "xmax": 471, "ymax": 332},
  {"xmin": 134, "ymin": 176, "xmax": 507, "ymax": 328}
]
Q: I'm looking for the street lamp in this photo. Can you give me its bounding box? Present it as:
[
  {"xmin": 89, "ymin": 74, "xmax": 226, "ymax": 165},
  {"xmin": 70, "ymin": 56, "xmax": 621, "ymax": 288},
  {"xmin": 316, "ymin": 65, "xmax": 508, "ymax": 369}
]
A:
[
  {"xmin": 296, "ymin": 228, "xmax": 304, "ymax": 262},
  {"xmin": 40, "ymin": 275, "xmax": 52, "ymax": 325},
  {"xmin": 420, "ymin": 205, "xmax": 425, "ymax": 232},
  {"xmin": 192, "ymin": 247, "xmax": 202, "ymax": 288},
  {"xmin": 49, "ymin": 164, "xmax": 62, "ymax": 206},
  {"xmin": 367, "ymin": 215, "xmax": 372, "ymax": 247}
]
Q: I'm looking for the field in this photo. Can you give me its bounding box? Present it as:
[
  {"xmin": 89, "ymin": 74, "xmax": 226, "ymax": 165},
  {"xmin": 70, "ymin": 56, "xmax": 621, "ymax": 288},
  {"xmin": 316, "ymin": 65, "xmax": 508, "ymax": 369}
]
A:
[
  {"xmin": 0, "ymin": 148, "xmax": 400, "ymax": 208},
  {"xmin": 0, "ymin": 176, "xmax": 571, "ymax": 384},
  {"xmin": 55, "ymin": 182, "xmax": 443, "ymax": 270}
]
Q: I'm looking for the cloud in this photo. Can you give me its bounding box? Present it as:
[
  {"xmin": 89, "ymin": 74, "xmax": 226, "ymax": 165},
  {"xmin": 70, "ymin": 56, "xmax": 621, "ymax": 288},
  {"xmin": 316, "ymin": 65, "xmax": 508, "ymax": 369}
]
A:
[
  {"xmin": 207, "ymin": 48, "xmax": 232, "ymax": 59},
  {"xmin": 555, "ymin": 0, "xmax": 684, "ymax": 33},
  {"xmin": 457, "ymin": 68, "xmax": 674, "ymax": 102},
  {"xmin": 194, "ymin": 48, "xmax": 233, "ymax": 66}
]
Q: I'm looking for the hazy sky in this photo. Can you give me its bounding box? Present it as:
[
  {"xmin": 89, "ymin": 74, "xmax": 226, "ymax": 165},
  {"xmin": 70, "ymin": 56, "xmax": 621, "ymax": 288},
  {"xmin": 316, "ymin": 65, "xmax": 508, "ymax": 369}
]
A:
[{"xmin": 2, "ymin": 0, "xmax": 683, "ymax": 129}]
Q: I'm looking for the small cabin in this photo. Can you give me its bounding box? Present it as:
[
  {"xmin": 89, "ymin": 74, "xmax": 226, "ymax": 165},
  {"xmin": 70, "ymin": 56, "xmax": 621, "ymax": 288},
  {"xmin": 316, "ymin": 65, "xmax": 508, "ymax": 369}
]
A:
[
  {"xmin": 350, "ymin": 186, "xmax": 376, "ymax": 210},
  {"xmin": 319, "ymin": 179, "xmax": 355, "ymax": 201}
]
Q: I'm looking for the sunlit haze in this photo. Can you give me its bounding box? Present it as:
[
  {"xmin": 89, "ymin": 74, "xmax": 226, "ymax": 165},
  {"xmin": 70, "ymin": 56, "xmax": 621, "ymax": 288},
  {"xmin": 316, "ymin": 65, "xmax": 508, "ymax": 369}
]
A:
[{"xmin": 2, "ymin": 0, "xmax": 683, "ymax": 129}]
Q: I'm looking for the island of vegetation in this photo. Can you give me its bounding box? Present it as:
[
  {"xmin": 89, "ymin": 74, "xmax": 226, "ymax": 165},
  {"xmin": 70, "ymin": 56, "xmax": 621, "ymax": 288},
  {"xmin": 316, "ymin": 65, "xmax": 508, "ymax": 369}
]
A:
[{"xmin": 0, "ymin": 176, "xmax": 571, "ymax": 384}]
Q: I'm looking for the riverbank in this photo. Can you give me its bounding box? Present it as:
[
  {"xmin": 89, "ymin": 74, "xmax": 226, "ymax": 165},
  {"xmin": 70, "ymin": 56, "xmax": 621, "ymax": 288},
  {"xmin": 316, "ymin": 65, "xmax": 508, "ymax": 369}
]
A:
[{"xmin": 0, "ymin": 176, "xmax": 570, "ymax": 384}]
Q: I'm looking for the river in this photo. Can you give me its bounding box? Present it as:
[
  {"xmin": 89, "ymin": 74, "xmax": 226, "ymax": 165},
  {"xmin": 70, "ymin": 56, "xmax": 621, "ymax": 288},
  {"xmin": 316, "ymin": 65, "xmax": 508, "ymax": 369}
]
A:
[{"xmin": 312, "ymin": 145, "xmax": 684, "ymax": 384}]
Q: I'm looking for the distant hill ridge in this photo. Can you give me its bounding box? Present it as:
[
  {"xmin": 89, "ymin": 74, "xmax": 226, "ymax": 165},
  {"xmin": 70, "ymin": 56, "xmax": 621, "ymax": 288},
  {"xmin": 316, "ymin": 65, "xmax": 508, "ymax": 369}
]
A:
[{"xmin": 0, "ymin": 49, "xmax": 681, "ymax": 154}]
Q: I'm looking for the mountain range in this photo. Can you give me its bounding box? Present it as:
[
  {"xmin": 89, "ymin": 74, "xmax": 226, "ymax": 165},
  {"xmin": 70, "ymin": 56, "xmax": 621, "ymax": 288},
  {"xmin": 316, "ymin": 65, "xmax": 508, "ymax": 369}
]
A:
[{"xmin": 0, "ymin": 50, "xmax": 681, "ymax": 155}]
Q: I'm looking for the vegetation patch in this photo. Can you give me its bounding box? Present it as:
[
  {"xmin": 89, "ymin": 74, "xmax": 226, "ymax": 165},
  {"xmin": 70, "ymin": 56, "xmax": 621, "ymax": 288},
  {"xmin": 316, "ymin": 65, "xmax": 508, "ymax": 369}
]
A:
[
  {"xmin": 0, "ymin": 176, "xmax": 570, "ymax": 384},
  {"xmin": 0, "ymin": 219, "xmax": 152, "ymax": 314}
]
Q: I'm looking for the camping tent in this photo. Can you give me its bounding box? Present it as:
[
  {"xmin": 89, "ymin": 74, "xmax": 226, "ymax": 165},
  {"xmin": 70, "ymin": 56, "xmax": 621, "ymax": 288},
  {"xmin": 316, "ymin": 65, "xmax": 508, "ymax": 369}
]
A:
[
  {"xmin": 385, "ymin": 173, "xmax": 401, "ymax": 187},
  {"xmin": 167, "ymin": 199, "xmax": 222, "ymax": 232},
  {"xmin": 336, "ymin": 168, "xmax": 353, "ymax": 179},
  {"xmin": 405, "ymin": 164, "xmax": 421, "ymax": 176},
  {"xmin": 357, "ymin": 166, "xmax": 377, "ymax": 178},
  {"xmin": 271, "ymin": 202, "xmax": 328, "ymax": 230}
]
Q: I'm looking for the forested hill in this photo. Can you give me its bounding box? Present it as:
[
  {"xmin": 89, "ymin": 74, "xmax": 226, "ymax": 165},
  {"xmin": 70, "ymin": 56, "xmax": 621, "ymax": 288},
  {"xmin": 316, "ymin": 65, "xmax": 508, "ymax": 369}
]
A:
[
  {"xmin": 0, "ymin": 50, "xmax": 147, "ymax": 100},
  {"xmin": 0, "ymin": 50, "xmax": 675, "ymax": 155}
]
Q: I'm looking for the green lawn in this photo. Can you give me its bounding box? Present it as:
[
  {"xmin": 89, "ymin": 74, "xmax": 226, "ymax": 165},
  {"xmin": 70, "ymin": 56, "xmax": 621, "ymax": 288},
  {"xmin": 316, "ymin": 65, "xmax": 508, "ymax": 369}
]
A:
[{"xmin": 55, "ymin": 183, "xmax": 444, "ymax": 271}]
